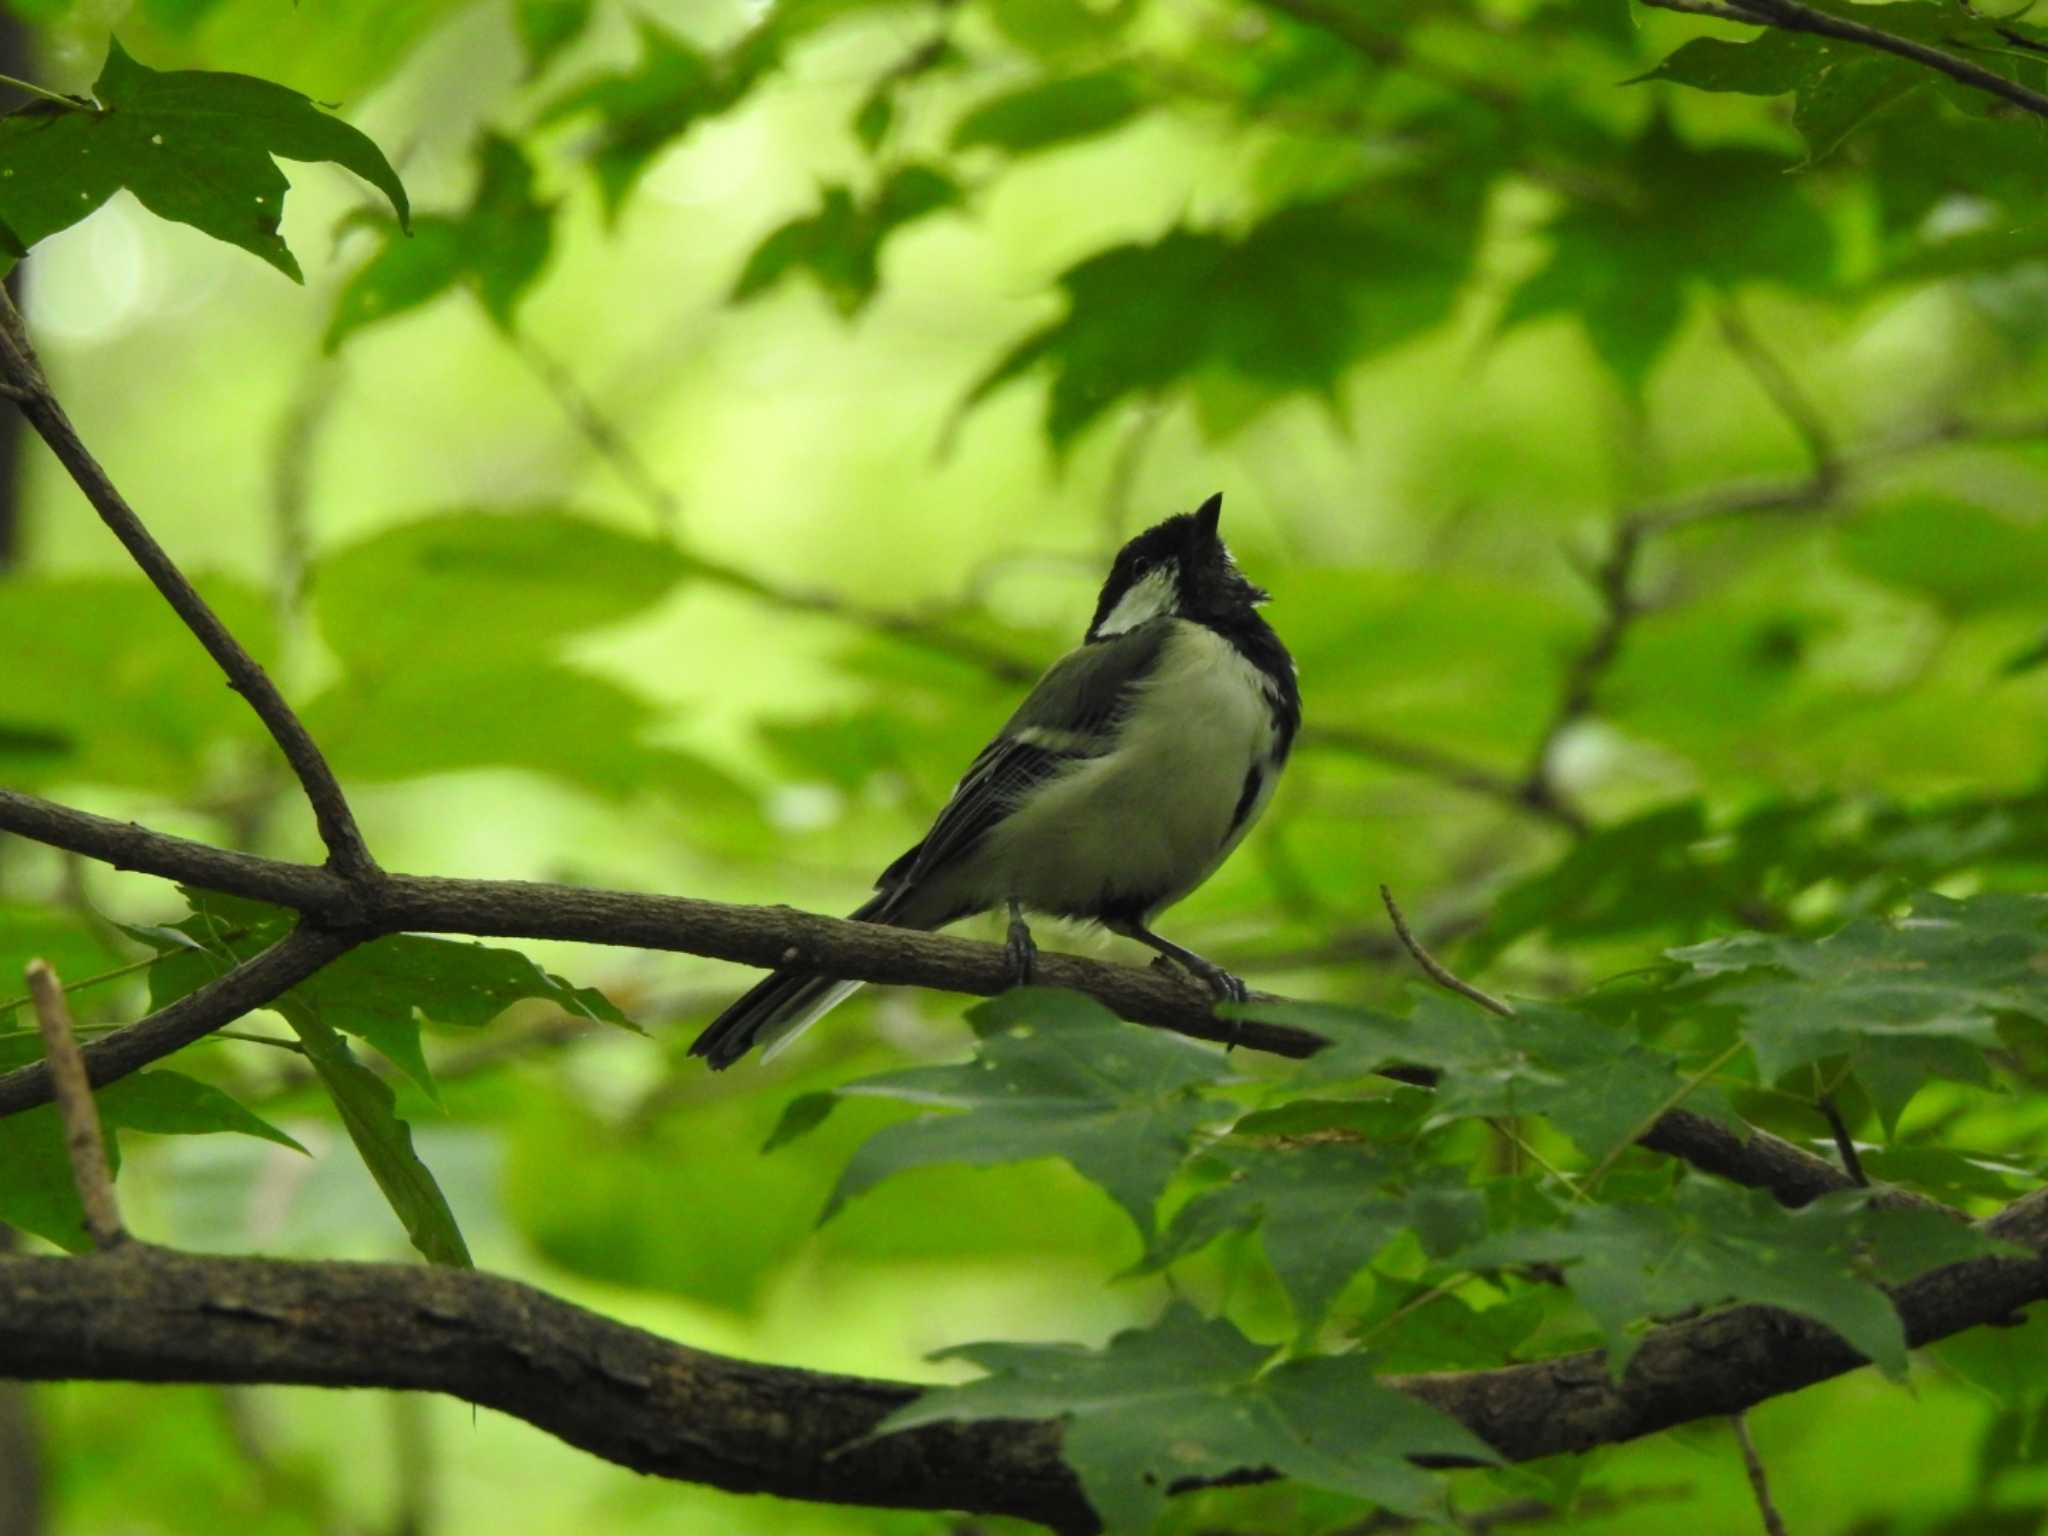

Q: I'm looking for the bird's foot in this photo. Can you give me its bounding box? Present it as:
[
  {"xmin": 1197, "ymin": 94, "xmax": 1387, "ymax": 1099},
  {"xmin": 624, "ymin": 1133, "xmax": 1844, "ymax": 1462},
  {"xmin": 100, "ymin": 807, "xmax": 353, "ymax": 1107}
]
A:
[
  {"xmin": 1005, "ymin": 909, "xmax": 1039, "ymax": 989},
  {"xmin": 1149, "ymin": 952, "xmax": 1249, "ymax": 1047}
]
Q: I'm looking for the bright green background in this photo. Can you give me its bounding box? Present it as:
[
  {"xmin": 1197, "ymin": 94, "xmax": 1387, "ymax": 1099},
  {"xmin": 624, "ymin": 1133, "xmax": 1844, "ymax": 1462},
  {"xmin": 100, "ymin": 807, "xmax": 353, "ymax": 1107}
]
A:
[{"xmin": 4, "ymin": 0, "xmax": 2048, "ymax": 1530}]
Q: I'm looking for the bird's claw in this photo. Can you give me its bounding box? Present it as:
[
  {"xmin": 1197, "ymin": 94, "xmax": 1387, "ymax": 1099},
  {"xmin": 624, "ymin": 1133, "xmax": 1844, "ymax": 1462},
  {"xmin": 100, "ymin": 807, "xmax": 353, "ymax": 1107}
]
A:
[{"xmin": 1005, "ymin": 915, "xmax": 1039, "ymax": 989}]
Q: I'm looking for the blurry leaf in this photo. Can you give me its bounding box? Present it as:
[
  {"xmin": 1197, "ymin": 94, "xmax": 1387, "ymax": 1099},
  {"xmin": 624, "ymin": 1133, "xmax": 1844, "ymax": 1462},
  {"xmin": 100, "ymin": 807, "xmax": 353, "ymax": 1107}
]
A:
[
  {"xmin": 1500, "ymin": 115, "xmax": 1832, "ymax": 392},
  {"xmin": 969, "ymin": 181, "xmax": 1482, "ymax": 448},
  {"xmin": 284, "ymin": 1001, "xmax": 473, "ymax": 1266},
  {"xmin": 0, "ymin": 38, "xmax": 408, "ymax": 279},
  {"xmin": 951, "ymin": 69, "xmax": 1144, "ymax": 156},
  {"xmin": 1354, "ymin": 1279, "xmax": 1548, "ymax": 1373},
  {"xmin": 514, "ymin": 0, "xmax": 592, "ymax": 76},
  {"xmin": 312, "ymin": 509, "xmax": 686, "ymax": 671},
  {"xmin": 879, "ymin": 1304, "xmax": 1496, "ymax": 1530},
  {"xmin": 1836, "ymin": 495, "xmax": 2048, "ymax": 614},
  {"xmin": 820, "ymin": 988, "xmax": 1232, "ymax": 1235},
  {"xmin": 327, "ymin": 132, "xmax": 553, "ymax": 348},
  {"xmin": 0, "ymin": 908, "xmax": 131, "ymax": 1015},
  {"xmin": 1634, "ymin": 26, "xmax": 1920, "ymax": 162},
  {"xmin": 1671, "ymin": 891, "xmax": 2043, "ymax": 1122},
  {"xmin": 2005, "ymin": 628, "xmax": 2048, "ymax": 677},
  {"xmin": 985, "ymin": 0, "xmax": 1128, "ymax": 56},
  {"xmin": 0, "ymin": 573, "xmax": 275, "ymax": 794},
  {"xmin": 732, "ymin": 164, "xmax": 960, "ymax": 317},
  {"xmin": 1459, "ymin": 1182, "xmax": 2015, "ymax": 1379}
]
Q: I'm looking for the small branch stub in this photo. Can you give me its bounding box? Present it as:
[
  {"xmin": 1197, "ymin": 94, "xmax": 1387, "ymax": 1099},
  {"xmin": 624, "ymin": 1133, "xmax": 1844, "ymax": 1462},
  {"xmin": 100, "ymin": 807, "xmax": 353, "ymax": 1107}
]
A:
[
  {"xmin": 1380, "ymin": 883, "xmax": 1515, "ymax": 1018},
  {"xmin": 23, "ymin": 959, "xmax": 126, "ymax": 1250}
]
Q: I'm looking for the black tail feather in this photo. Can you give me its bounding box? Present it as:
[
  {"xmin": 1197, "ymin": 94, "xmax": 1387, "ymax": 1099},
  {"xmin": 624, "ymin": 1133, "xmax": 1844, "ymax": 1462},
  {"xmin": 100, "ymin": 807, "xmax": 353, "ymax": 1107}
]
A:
[{"xmin": 690, "ymin": 890, "xmax": 904, "ymax": 1070}]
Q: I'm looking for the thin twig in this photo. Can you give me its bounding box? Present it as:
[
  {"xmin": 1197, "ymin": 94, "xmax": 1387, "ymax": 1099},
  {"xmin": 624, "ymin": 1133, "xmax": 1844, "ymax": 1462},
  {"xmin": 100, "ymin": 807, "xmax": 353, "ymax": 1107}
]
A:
[
  {"xmin": 512, "ymin": 328, "xmax": 681, "ymax": 535},
  {"xmin": 1730, "ymin": 1412, "xmax": 1789, "ymax": 1536},
  {"xmin": 0, "ymin": 289, "xmax": 379, "ymax": 885},
  {"xmin": 1309, "ymin": 726, "xmax": 1585, "ymax": 832},
  {"xmin": 1816, "ymin": 1095, "xmax": 1868, "ymax": 1187},
  {"xmin": 1715, "ymin": 300, "xmax": 1838, "ymax": 485},
  {"xmin": 1641, "ymin": 0, "xmax": 2048, "ymax": 121},
  {"xmin": 23, "ymin": 960, "xmax": 125, "ymax": 1249},
  {"xmin": 1379, "ymin": 884, "xmax": 1514, "ymax": 1017}
]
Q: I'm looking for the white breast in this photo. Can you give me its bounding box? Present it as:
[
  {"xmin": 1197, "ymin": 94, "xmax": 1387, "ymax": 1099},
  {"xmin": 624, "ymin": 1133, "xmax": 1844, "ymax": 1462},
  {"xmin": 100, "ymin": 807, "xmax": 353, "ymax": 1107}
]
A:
[{"xmin": 977, "ymin": 619, "xmax": 1282, "ymax": 919}]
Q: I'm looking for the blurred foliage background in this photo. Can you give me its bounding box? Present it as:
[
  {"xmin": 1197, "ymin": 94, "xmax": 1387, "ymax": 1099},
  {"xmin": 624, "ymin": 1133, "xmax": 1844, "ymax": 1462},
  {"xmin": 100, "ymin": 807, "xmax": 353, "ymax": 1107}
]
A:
[{"xmin": 4, "ymin": 0, "xmax": 2048, "ymax": 1530}]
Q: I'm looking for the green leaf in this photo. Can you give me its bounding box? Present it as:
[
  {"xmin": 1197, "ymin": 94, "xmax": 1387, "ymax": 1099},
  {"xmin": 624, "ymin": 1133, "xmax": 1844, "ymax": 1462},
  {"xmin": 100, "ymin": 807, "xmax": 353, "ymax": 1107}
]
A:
[
  {"xmin": 540, "ymin": 19, "xmax": 756, "ymax": 219},
  {"xmin": 283, "ymin": 1000, "xmax": 472, "ymax": 1266},
  {"xmin": 327, "ymin": 133, "xmax": 554, "ymax": 348},
  {"xmin": 1459, "ymin": 1182, "xmax": 2016, "ymax": 1379},
  {"xmin": 143, "ymin": 891, "xmax": 632, "ymax": 1098},
  {"xmin": 0, "ymin": 907, "xmax": 131, "ymax": 1015},
  {"xmin": 1500, "ymin": 115, "xmax": 1832, "ymax": 393},
  {"xmin": 878, "ymin": 1304, "xmax": 1496, "ymax": 1531},
  {"xmin": 1146, "ymin": 1141, "xmax": 1477, "ymax": 1332},
  {"xmin": 97, "ymin": 1070, "xmax": 307, "ymax": 1153},
  {"xmin": 820, "ymin": 988, "xmax": 1233, "ymax": 1235},
  {"xmin": 732, "ymin": 164, "xmax": 960, "ymax": 317},
  {"xmin": 0, "ymin": 573, "xmax": 276, "ymax": 795},
  {"xmin": 969, "ymin": 184, "xmax": 1481, "ymax": 449},
  {"xmin": 514, "ymin": 0, "xmax": 593, "ymax": 76},
  {"xmin": 1249, "ymin": 995, "xmax": 1713, "ymax": 1163},
  {"xmin": 950, "ymin": 69, "xmax": 1144, "ymax": 156},
  {"xmin": 1836, "ymin": 495, "xmax": 2048, "ymax": 615},
  {"xmin": 311, "ymin": 509, "xmax": 686, "ymax": 672},
  {"xmin": 0, "ymin": 38, "xmax": 408, "ymax": 280},
  {"xmin": 1634, "ymin": 27, "xmax": 1921, "ymax": 162},
  {"xmin": 1671, "ymin": 891, "xmax": 2045, "ymax": 1123}
]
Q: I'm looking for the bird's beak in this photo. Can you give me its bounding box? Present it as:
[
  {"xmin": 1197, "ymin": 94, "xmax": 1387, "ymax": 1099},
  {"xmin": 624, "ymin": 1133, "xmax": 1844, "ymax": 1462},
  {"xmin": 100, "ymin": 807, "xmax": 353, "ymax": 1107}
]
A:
[{"xmin": 1194, "ymin": 492, "xmax": 1223, "ymax": 540}]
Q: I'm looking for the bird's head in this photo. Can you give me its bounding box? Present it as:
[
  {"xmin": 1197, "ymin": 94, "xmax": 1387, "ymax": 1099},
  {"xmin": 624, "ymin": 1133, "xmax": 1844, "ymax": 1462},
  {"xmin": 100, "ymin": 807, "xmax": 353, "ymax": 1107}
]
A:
[{"xmin": 1086, "ymin": 493, "xmax": 1268, "ymax": 641}]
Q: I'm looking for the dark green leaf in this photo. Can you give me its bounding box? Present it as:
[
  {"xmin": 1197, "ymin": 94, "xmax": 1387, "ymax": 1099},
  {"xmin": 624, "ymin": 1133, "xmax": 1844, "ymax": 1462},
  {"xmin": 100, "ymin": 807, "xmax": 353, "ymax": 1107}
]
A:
[
  {"xmin": 0, "ymin": 39, "xmax": 408, "ymax": 279},
  {"xmin": 820, "ymin": 988, "xmax": 1233, "ymax": 1234},
  {"xmin": 98, "ymin": 1070, "xmax": 307, "ymax": 1153},
  {"xmin": 879, "ymin": 1304, "xmax": 1496, "ymax": 1530},
  {"xmin": 951, "ymin": 69, "xmax": 1144, "ymax": 156},
  {"xmin": 327, "ymin": 133, "xmax": 554, "ymax": 348},
  {"xmin": 1671, "ymin": 891, "xmax": 2045, "ymax": 1121},
  {"xmin": 283, "ymin": 1001, "xmax": 472, "ymax": 1266},
  {"xmin": 732, "ymin": 164, "xmax": 960, "ymax": 317},
  {"xmin": 515, "ymin": 0, "xmax": 593, "ymax": 77},
  {"xmin": 1460, "ymin": 1182, "xmax": 2017, "ymax": 1379}
]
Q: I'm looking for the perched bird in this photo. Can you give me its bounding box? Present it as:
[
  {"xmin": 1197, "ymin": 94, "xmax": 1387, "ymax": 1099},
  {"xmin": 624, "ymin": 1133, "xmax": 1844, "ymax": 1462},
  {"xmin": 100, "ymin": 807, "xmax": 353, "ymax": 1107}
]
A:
[{"xmin": 692, "ymin": 493, "xmax": 1300, "ymax": 1069}]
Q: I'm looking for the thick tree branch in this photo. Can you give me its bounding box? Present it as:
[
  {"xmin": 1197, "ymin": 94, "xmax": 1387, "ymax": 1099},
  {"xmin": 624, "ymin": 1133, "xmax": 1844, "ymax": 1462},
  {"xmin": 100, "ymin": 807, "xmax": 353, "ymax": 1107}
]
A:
[
  {"xmin": 0, "ymin": 786, "xmax": 1885, "ymax": 1214},
  {"xmin": 2, "ymin": 1187, "xmax": 2043, "ymax": 1527},
  {"xmin": 0, "ymin": 293, "xmax": 378, "ymax": 883},
  {"xmin": 1641, "ymin": 0, "xmax": 2048, "ymax": 121}
]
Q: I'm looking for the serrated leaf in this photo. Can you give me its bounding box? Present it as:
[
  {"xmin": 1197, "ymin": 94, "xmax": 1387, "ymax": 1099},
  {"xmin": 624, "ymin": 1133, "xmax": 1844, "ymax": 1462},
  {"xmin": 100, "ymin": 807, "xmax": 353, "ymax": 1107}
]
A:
[
  {"xmin": 283, "ymin": 1000, "xmax": 472, "ymax": 1267},
  {"xmin": 819, "ymin": 988, "xmax": 1233, "ymax": 1235},
  {"xmin": 1670, "ymin": 891, "xmax": 2043, "ymax": 1123},
  {"xmin": 1146, "ymin": 1142, "xmax": 1476, "ymax": 1332},
  {"xmin": 879, "ymin": 1304, "xmax": 1494, "ymax": 1531},
  {"xmin": 969, "ymin": 185, "xmax": 1480, "ymax": 449},
  {"xmin": 732, "ymin": 164, "xmax": 960, "ymax": 317},
  {"xmin": 1458, "ymin": 1182, "xmax": 2017, "ymax": 1380},
  {"xmin": 0, "ymin": 38, "xmax": 408, "ymax": 280},
  {"xmin": 327, "ymin": 133, "xmax": 554, "ymax": 349},
  {"xmin": 1245, "ymin": 995, "xmax": 1716, "ymax": 1163}
]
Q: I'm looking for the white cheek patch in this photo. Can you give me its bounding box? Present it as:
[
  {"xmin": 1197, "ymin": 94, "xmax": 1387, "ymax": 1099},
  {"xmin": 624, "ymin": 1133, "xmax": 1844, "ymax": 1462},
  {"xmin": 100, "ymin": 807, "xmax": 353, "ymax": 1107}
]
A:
[{"xmin": 1094, "ymin": 565, "xmax": 1177, "ymax": 637}]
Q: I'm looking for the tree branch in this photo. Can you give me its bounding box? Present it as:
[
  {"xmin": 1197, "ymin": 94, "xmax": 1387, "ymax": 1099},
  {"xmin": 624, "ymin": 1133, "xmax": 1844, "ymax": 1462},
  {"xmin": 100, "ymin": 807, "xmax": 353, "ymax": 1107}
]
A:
[
  {"xmin": 0, "ymin": 924, "xmax": 363, "ymax": 1117},
  {"xmin": 2, "ymin": 1186, "xmax": 2042, "ymax": 1527},
  {"xmin": 0, "ymin": 785, "xmax": 1876, "ymax": 1213},
  {"xmin": 1640, "ymin": 0, "xmax": 2048, "ymax": 121},
  {"xmin": 0, "ymin": 293, "xmax": 378, "ymax": 883}
]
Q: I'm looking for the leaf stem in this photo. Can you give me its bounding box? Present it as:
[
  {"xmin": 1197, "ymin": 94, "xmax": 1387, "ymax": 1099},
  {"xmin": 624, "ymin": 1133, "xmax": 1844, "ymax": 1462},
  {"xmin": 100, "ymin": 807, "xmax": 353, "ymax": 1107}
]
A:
[{"xmin": 0, "ymin": 72, "xmax": 84, "ymax": 109}]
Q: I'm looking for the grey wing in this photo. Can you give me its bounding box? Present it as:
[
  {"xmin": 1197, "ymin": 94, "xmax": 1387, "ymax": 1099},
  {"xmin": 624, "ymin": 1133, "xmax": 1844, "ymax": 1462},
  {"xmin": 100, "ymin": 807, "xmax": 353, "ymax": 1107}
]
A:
[{"xmin": 879, "ymin": 620, "xmax": 1173, "ymax": 892}]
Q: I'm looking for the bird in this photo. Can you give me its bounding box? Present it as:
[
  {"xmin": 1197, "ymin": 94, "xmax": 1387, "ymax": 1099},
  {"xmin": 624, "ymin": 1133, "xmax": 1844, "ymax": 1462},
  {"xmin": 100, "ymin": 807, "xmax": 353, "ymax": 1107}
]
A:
[{"xmin": 691, "ymin": 492, "xmax": 1300, "ymax": 1069}]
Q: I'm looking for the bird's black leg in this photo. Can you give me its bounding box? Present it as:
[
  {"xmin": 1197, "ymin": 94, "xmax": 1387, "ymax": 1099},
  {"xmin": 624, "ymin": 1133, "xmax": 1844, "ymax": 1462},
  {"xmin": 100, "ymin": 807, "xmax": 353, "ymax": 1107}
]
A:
[
  {"xmin": 1004, "ymin": 898, "xmax": 1039, "ymax": 988},
  {"xmin": 1108, "ymin": 919, "xmax": 1249, "ymax": 1040}
]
